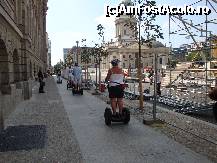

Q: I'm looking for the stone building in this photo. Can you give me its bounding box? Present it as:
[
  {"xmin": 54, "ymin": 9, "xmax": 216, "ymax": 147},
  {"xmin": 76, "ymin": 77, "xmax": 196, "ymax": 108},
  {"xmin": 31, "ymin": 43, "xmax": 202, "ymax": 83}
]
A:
[
  {"xmin": 65, "ymin": 46, "xmax": 96, "ymax": 68},
  {"xmin": 101, "ymin": 0, "xmax": 169, "ymax": 71},
  {"xmin": 0, "ymin": 0, "xmax": 48, "ymax": 129},
  {"xmin": 46, "ymin": 33, "xmax": 51, "ymax": 71},
  {"xmin": 209, "ymin": 35, "xmax": 217, "ymax": 59},
  {"xmin": 63, "ymin": 48, "xmax": 72, "ymax": 63}
]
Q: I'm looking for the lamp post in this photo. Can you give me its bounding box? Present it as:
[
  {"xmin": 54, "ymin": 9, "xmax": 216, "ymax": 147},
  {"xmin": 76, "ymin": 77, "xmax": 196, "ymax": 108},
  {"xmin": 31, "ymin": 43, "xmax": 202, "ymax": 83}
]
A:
[
  {"xmin": 76, "ymin": 41, "xmax": 79, "ymax": 64},
  {"xmin": 153, "ymin": 52, "xmax": 157, "ymax": 120},
  {"xmin": 138, "ymin": 16, "xmax": 144, "ymax": 110}
]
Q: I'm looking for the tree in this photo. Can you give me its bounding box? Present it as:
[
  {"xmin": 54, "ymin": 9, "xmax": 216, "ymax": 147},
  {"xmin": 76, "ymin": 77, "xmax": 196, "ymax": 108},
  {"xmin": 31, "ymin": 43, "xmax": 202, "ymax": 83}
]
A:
[
  {"xmin": 124, "ymin": 0, "xmax": 164, "ymax": 111},
  {"xmin": 54, "ymin": 60, "xmax": 64, "ymax": 74},
  {"xmin": 94, "ymin": 24, "xmax": 108, "ymax": 91},
  {"xmin": 81, "ymin": 46, "xmax": 92, "ymax": 81},
  {"xmin": 186, "ymin": 51, "xmax": 203, "ymax": 62},
  {"xmin": 65, "ymin": 53, "xmax": 73, "ymax": 66}
]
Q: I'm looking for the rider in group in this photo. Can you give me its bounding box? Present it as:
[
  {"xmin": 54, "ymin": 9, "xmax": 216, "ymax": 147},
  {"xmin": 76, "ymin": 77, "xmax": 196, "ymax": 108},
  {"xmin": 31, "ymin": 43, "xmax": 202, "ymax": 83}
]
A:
[
  {"xmin": 68, "ymin": 66, "xmax": 74, "ymax": 87},
  {"xmin": 72, "ymin": 62, "xmax": 82, "ymax": 91},
  {"xmin": 105, "ymin": 59, "xmax": 125, "ymax": 116}
]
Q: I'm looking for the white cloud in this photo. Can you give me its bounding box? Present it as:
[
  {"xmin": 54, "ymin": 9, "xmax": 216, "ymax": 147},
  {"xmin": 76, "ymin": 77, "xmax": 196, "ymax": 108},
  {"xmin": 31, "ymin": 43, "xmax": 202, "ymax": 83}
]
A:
[
  {"xmin": 94, "ymin": 1, "xmax": 121, "ymax": 42},
  {"xmin": 95, "ymin": 14, "xmax": 116, "ymax": 29},
  {"xmin": 50, "ymin": 31, "xmax": 85, "ymax": 65},
  {"xmin": 95, "ymin": 13, "xmax": 116, "ymax": 41},
  {"xmin": 94, "ymin": 3, "xmax": 117, "ymax": 42}
]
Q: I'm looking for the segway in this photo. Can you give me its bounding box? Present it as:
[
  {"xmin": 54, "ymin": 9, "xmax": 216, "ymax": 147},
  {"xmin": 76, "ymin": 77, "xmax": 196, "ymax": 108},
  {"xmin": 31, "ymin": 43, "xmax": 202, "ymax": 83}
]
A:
[
  {"xmin": 104, "ymin": 107, "xmax": 130, "ymax": 126},
  {"xmin": 72, "ymin": 88, "xmax": 83, "ymax": 95},
  {"xmin": 57, "ymin": 75, "xmax": 62, "ymax": 84},
  {"xmin": 67, "ymin": 80, "xmax": 75, "ymax": 90},
  {"xmin": 72, "ymin": 83, "xmax": 83, "ymax": 95}
]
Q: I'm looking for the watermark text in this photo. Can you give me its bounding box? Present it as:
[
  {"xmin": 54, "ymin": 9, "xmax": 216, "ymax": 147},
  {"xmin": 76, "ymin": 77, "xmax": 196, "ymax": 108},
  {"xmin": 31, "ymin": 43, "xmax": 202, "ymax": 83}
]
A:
[{"xmin": 105, "ymin": 4, "xmax": 211, "ymax": 17}]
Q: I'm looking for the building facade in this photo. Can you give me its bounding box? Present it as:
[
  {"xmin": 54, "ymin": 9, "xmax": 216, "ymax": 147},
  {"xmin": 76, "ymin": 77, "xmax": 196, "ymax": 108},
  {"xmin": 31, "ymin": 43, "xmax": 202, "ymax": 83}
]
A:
[
  {"xmin": 65, "ymin": 46, "xmax": 96, "ymax": 68},
  {"xmin": 209, "ymin": 35, "xmax": 217, "ymax": 59},
  {"xmin": 47, "ymin": 37, "xmax": 51, "ymax": 70},
  {"xmin": 0, "ymin": 0, "xmax": 48, "ymax": 128},
  {"xmin": 102, "ymin": 0, "xmax": 169, "ymax": 71},
  {"xmin": 63, "ymin": 48, "xmax": 72, "ymax": 63}
]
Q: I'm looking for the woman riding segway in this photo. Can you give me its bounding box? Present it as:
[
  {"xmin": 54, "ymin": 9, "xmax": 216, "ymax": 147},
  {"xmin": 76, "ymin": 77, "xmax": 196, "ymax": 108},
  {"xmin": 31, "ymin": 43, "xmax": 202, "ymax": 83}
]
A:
[{"xmin": 105, "ymin": 59, "xmax": 125, "ymax": 117}]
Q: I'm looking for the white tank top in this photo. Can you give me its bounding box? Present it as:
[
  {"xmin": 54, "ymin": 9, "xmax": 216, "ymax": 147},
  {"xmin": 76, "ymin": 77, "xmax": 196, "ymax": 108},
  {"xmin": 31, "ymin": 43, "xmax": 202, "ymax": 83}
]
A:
[{"xmin": 109, "ymin": 73, "xmax": 124, "ymax": 87}]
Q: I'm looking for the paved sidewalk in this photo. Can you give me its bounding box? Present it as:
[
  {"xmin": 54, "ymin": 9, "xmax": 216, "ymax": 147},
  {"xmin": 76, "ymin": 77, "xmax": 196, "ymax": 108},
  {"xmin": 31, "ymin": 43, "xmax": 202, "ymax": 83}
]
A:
[
  {"xmin": 57, "ymin": 78, "xmax": 213, "ymax": 163},
  {"xmin": 0, "ymin": 77, "xmax": 213, "ymax": 163},
  {"xmin": 0, "ymin": 77, "xmax": 83, "ymax": 163}
]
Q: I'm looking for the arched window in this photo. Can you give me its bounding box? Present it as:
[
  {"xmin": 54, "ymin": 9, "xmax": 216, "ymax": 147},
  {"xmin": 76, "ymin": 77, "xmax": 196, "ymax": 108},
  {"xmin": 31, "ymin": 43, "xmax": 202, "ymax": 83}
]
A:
[
  {"xmin": 0, "ymin": 39, "xmax": 10, "ymax": 89},
  {"xmin": 13, "ymin": 49, "xmax": 20, "ymax": 82},
  {"xmin": 159, "ymin": 58, "xmax": 162, "ymax": 64},
  {"xmin": 29, "ymin": 61, "xmax": 32, "ymax": 79}
]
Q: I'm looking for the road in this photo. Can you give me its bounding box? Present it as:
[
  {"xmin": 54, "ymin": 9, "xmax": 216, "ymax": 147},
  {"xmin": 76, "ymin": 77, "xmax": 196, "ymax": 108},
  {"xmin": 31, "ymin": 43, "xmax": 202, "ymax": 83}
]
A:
[{"xmin": 56, "ymin": 77, "xmax": 212, "ymax": 163}]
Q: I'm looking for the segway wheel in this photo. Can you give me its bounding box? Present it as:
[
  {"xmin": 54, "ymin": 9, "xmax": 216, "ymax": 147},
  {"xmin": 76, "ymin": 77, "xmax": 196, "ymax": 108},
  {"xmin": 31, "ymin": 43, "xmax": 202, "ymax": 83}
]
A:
[
  {"xmin": 104, "ymin": 107, "xmax": 112, "ymax": 126},
  {"xmin": 123, "ymin": 108, "xmax": 130, "ymax": 124}
]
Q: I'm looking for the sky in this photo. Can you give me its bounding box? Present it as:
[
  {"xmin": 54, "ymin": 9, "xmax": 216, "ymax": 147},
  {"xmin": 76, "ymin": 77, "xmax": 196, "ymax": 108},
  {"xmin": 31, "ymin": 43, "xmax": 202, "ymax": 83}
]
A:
[{"xmin": 46, "ymin": 0, "xmax": 217, "ymax": 66}]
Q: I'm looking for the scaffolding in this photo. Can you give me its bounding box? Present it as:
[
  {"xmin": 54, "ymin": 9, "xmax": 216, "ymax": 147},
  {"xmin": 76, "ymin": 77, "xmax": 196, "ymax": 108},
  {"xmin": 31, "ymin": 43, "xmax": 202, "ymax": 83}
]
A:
[{"xmin": 165, "ymin": 0, "xmax": 217, "ymax": 114}]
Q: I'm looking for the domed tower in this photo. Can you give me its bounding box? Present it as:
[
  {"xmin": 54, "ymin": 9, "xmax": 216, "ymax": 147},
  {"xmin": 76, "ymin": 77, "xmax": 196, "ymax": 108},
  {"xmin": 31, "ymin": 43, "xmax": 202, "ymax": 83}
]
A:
[
  {"xmin": 120, "ymin": 0, "xmax": 133, "ymax": 6},
  {"xmin": 115, "ymin": 0, "xmax": 137, "ymax": 45}
]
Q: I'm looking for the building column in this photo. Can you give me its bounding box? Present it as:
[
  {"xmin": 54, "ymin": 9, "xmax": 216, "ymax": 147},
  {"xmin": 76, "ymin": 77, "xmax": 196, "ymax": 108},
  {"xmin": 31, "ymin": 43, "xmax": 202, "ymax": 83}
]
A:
[{"xmin": 0, "ymin": 39, "xmax": 12, "ymax": 94}]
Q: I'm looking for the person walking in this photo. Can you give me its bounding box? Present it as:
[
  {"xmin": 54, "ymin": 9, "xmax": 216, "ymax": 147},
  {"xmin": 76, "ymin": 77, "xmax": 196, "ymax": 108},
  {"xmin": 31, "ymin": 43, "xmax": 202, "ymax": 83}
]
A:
[
  {"xmin": 149, "ymin": 69, "xmax": 154, "ymax": 85},
  {"xmin": 156, "ymin": 70, "xmax": 161, "ymax": 96},
  {"xmin": 38, "ymin": 70, "xmax": 45, "ymax": 93}
]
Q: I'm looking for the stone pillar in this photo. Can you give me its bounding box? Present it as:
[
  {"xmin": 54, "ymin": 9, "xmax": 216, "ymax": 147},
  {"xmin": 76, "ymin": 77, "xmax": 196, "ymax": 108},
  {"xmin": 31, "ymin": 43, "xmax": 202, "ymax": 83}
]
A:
[
  {"xmin": 23, "ymin": 80, "xmax": 32, "ymax": 100},
  {"xmin": 0, "ymin": 84, "xmax": 16, "ymax": 130},
  {"xmin": 0, "ymin": 55, "xmax": 10, "ymax": 86},
  {"xmin": 13, "ymin": 49, "xmax": 21, "ymax": 82},
  {"xmin": 22, "ymin": 55, "xmax": 28, "ymax": 81}
]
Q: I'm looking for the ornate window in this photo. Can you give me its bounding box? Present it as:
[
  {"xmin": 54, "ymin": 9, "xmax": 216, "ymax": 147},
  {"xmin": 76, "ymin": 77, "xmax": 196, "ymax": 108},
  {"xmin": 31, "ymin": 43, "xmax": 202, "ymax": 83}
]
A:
[{"xmin": 159, "ymin": 58, "xmax": 162, "ymax": 64}]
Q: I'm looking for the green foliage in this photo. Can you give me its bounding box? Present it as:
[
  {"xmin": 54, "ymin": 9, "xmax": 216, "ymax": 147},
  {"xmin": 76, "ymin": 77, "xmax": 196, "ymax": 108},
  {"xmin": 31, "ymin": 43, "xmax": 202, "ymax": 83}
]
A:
[
  {"xmin": 126, "ymin": 0, "xmax": 164, "ymax": 47},
  {"xmin": 65, "ymin": 54, "xmax": 73, "ymax": 66},
  {"xmin": 54, "ymin": 61, "xmax": 64, "ymax": 73},
  {"xmin": 170, "ymin": 60, "xmax": 178, "ymax": 68},
  {"xmin": 97, "ymin": 24, "xmax": 104, "ymax": 38},
  {"xmin": 81, "ymin": 48, "xmax": 92, "ymax": 64},
  {"xmin": 93, "ymin": 24, "xmax": 109, "ymax": 64},
  {"xmin": 186, "ymin": 51, "xmax": 203, "ymax": 61}
]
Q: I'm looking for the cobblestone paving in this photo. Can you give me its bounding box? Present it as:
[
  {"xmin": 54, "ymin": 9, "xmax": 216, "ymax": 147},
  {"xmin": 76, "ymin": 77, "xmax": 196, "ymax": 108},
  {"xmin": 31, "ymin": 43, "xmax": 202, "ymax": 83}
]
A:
[{"xmin": 0, "ymin": 77, "xmax": 83, "ymax": 163}]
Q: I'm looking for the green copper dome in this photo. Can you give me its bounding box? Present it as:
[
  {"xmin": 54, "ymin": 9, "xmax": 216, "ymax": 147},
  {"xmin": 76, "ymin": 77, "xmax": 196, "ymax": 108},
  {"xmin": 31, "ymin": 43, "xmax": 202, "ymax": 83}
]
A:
[{"xmin": 120, "ymin": 0, "xmax": 133, "ymax": 6}]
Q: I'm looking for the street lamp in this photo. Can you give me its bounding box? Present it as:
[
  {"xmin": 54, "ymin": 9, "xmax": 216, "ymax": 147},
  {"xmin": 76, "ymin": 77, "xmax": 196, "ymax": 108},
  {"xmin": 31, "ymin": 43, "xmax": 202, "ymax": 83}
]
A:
[
  {"xmin": 137, "ymin": 16, "xmax": 144, "ymax": 110},
  {"xmin": 76, "ymin": 41, "xmax": 79, "ymax": 64}
]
